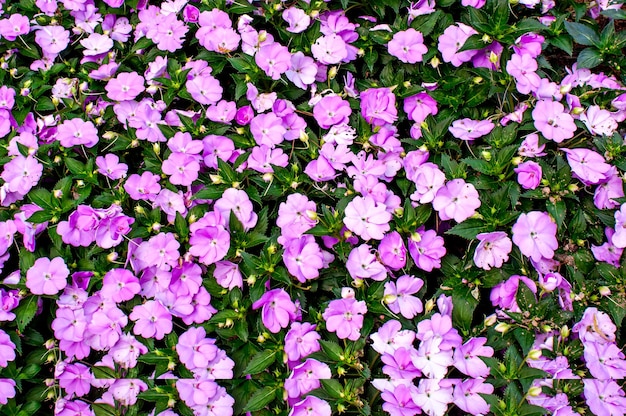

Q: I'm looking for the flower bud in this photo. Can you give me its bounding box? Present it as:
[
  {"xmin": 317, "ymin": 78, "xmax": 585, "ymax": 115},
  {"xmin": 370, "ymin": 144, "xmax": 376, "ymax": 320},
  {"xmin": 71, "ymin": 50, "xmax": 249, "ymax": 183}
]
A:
[
  {"xmin": 484, "ymin": 314, "xmax": 497, "ymax": 326},
  {"xmin": 152, "ymin": 143, "xmax": 160, "ymax": 155},
  {"xmin": 527, "ymin": 386, "xmax": 542, "ymax": 397},
  {"xmin": 572, "ymin": 107, "xmax": 584, "ymax": 115},
  {"xmin": 151, "ymin": 223, "xmax": 162, "ymax": 232},
  {"xmin": 107, "ymin": 252, "xmax": 119, "ymax": 262},
  {"xmin": 430, "ymin": 56, "xmax": 440, "ymax": 68},
  {"xmin": 342, "ymin": 287, "xmax": 355, "ymax": 299},
  {"xmin": 328, "ymin": 66, "xmax": 338, "ymax": 80},
  {"xmin": 424, "ymin": 299, "xmax": 435, "ymax": 314},
  {"xmin": 262, "ymin": 172, "xmax": 273, "ymax": 182},
  {"xmin": 511, "ymin": 156, "xmax": 522, "ymax": 166},
  {"xmin": 560, "ymin": 325, "xmax": 570, "ymax": 339},
  {"xmin": 481, "ymin": 151, "xmax": 492, "ymax": 161},
  {"xmin": 495, "ymin": 322, "xmax": 510, "ymax": 333},
  {"xmin": 53, "ymin": 189, "xmax": 63, "ymax": 198},
  {"xmin": 599, "ymin": 286, "xmax": 611, "ymax": 296},
  {"xmin": 246, "ymin": 275, "xmax": 256, "ymax": 285},
  {"xmin": 383, "ymin": 294, "xmax": 397, "ymax": 304},
  {"xmin": 527, "ymin": 349, "xmax": 542, "ymax": 360}
]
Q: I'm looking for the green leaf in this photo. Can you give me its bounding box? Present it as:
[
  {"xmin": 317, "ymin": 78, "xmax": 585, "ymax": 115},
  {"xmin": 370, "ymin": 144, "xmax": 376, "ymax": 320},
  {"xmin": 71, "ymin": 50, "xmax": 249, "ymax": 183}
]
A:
[
  {"xmin": 16, "ymin": 401, "xmax": 41, "ymax": 416},
  {"xmin": 192, "ymin": 186, "xmax": 225, "ymax": 200},
  {"xmin": 34, "ymin": 97, "xmax": 55, "ymax": 112},
  {"xmin": 577, "ymin": 47, "xmax": 603, "ymax": 69},
  {"xmin": 28, "ymin": 188, "xmax": 53, "ymax": 209},
  {"xmin": 92, "ymin": 404, "xmax": 117, "ymax": 416},
  {"xmin": 564, "ymin": 21, "xmax": 601, "ymax": 46},
  {"xmin": 319, "ymin": 340, "xmax": 343, "ymax": 361},
  {"xmin": 602, "ymin": 9, "xmax": 626, "ymax": 20},
  {"xmin": 458, "ymin": 34, "xmax": 488, "ymax": 53},
  {"xmin": 549, "ymin": 35, "xmax": 573, "ymax": 56},
  {"xmin": 546, "ymin": 200, "xmax": 566, "ymax": 230},
  {"xmin": 320, "ymin": 379, "xmax": 344, "ymax": 399},
  {"xmin": 14, "ymin": 296, "xmax": 38, "ymax": 333},
  {"xmin": 445, "ymin": 219, "xmax": 489, "ymax": 240},
  {"xmin": 242, "ymin": 350, "xmax": 278, "ymax": 375},
  {"xmin": 242, "ymin": 387, "xmax": 277, "ymax": 412},
  {"xmin": 26, "ymin": 211, "xmax": 53, "ymax": 224}
]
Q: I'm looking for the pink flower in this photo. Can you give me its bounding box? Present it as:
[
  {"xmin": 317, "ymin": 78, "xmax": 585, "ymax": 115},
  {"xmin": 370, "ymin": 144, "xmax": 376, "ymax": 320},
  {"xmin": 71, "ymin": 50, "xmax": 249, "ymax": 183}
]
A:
[
  {"xmin": 432, "ymin": 178, "xmax": 481, "ymax": 223},
  {"xmin": 250, "ymin": 113, "xmax": 286, "ymax": 147},
  {"xmin": 437, "ymin": 23, "xmax": 478, "ymax": 67},
  {"xmin": 186, "ymin": 74, "xmax": 223, "ymax": 105},
  {"xmin": 0, "ymin": 379, "xmax": 15, "ymax": 405},
  {"xmin": 473, "ymin": 231, "xmax": 512, "ymax": 270},
  {"xmin": 562, "ymin": 148, "xmax": 611, "ymax": 186},
  {"xmin": 35, "ymin": 26, "xmax": 70, "ymax": 55},
  {"xmin": 408, "ymin": 227, "xmax": 446, "ymax": 272},
  {"xmin": 378, "ymin": 231, "xmax": 407, "ymax": 270},
  {"xmin": 360, "ymin": 88, "xmax": 398, "ymax": 127},
  {"xmin": 581, "ymin": 105, "xmax": 618, "ymax": 136},
  {"xmin": 583, "ymin": 380, "xmax": 626, "ymax": 416},
  {"xmin": 214, "ymin": 188, "xmax": 258, "ymax": 231},
  {"xmin": 176, "ymin": 327, "xmax": 219, "ymax": 370},
  {"xmin": 283, "ymin": 235, "xmax": 325, "ymax": 283},
  {"xmin": 282, "ymin": 7, "xmax": 311, "ymax": 33},
  {"xmin": 453, "ymin": 379, "xmax": 493, "ymax": 415},
  {"xmin": 311, "ymin": 34, "xmax": 347, "ymax": 64},
  {"xmin": 413, "ymin": 379, "xmax": 453, "ymax": 415},
  {"xmin": 453, "ymin": 337, "xmax": 494, "ymax": 377},
  {"xmin": 322, "ymin": 297, "xmax": 367, "ymax": 341},
  {"xmin": 532, "ymin": 100, "xmax": 576, "ymax": 142},
  {"xmin": 514, "ymin": 160, "xmax": 542, "ymax": 189},
  {"xmin": 213, "ymin": 261, "xmax": 243, "ymax": 290},
  {"xmin": 80, "ymin": 33, "xmax": 113, "ymax": 56},
  {"xmin": 343, "ymin": 195, "xmax": 391, "ymax": 241},
  {"xmin": 57, "ymin": 118, "xmax": 99, "ymax": 148},
  {"xmin": 255, "ymin": 42, "xmax": 291, "ymax": 80},
  {"xmin": 289, "ymin": 396, "xmax": 331, "ymax": 416},
  {"xmin": 105, "ymin": 72, "xmax": 145, "ymax": 101},
  {"xmin": 449, "ymin": 118, "xmax": 495, "ymax": 141},
  {"xmin": 286, "ymin": 52, "xmax": 317, "ymax": 90},
  {"xmin": 129, "ymin": 300, "xmax": 172, "ymax": 340},
  {"xmin": 26, "ymin": 257, "xmax": 69, "ymax": 295},
  {"xmin": 0, "ymin": 14, "xmax": 30, "ymax": 41},
  {"xmin": 252, "ymin": 288, "xmax": 298, "ymax": 333},
  {"xmin": 387, "ymin": 29, "xmax": 428, "ymax": 64},
  {"xmin": 313, "ymin": 95, "xmax": 352, "ymax": 129},
  {"xmin": 284, "ymin": 322, "xmax": 321, "ymax": 362},
  {"xmin": 512, "ymin": 211, "xmax": 558, "ymax": 261},
  {"xmin": 346, "ymin": 244, "xmax": 387, "ymax": 282},
  {"xmin": 100, "ymin": 269, "xmax": 140, "ymax": 303},
  {"xmin": 384, "ymin": 275, "xmax": 424, "ymax": 319},
  {"xmin": 96, "ymin": 154, "xmax": 128, "ymax": 180},
  {"xmin": 0, "ymin": 330, "xmax": 15, "ymax": 368}
]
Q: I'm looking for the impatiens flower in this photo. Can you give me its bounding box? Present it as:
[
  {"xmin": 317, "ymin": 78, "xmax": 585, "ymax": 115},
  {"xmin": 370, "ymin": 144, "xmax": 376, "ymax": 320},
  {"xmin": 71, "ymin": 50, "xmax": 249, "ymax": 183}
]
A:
[
  {"xmin": 0, "ymin": 330, "xmax": 16, "ymax": 367},
  {"xmin": 252, "ymin": 289, "xmax": 298, "ymax": 333},
  {"xmin": 286, "ymin": 52, "xmax": 317, "ymax": 90},
  {"xmin": 562, "ymin": 148, "xmax": 612, "ymax": 186},
  {"xmin": 289, "ymin": 396, "xmax": 332, "ymax": 416},
  {"xmin": 383, "ymin": 275, "xmax": 424, "ymax": 319},
  {"xmin": 583, "ymin": 380, "xmax": 626, "ymax": 416},
  {"xmin": 255, "ymin": 42, "xmax": 291, "ymax": 80},
  {"xmin": 453, "ymin": 337, "xmax": 494, "ymax": 377},
  {"xmin": 343, "ymin": 196, "xmax": 391, "ymax": 241},
  {"xmin": 438, "ymin": 22, "xmax": 478, "ymax": 67},
  {"xmin": 432, "ymin": 178, "xmax": 481, "ymax": 223},
  {"xmin": 26, "ymin": 257, "xmax": 69, "ymax": 296},
  {"xmin": 282, "ymin": 7, "xmax": 311, "ymax": 34},
  {"xmin": 129, "ymin": 300, "xmax": 172, "ymax": 340},
  {"xmin": 57, "ymin": 118, "xmax": 99, "ymax": 148},
  {"xmin": 404, "ymin": 92, "xmax": 438, "ymax": 124},
  {"xmin": 360, "ymin": 88, "xmax": 398, "ymax": 127},
  {"xmin": 514, "ymin": 160, "xmax": 542, "ymax": 189},
  {"xmin": 612, "ymin": 203, "xmax": 626, "ymax": 249},
  {"xmin": 581, "ymin": 105, "xmax": 618, "ymax": 136},
  {"xmin": 387, "ymin": 29, "xmax": 428, "ymax": 63},
  {"xmin": 80, "ymin": 33, "xmax": 113, "ymax": 56},
  {"xmin": 512, "ymin": 211, "xmax": 558, "ymax": 261},
  {"xmin": 313, "ymin": 95, "xmax": 352, "ymax": 129},
  {"xmin": 0, "ymin": 379, "xmax": 15, "ymax": 405},
  {"xmin": 413, "ymin": 379, "xmax": 453, "ymax": 416},
  {"xmin": 96, "ymin": 154, "xmax": 128, "ymax": 180},
  {"xmin": 162, "ymin": 153, "xmax": 200, "ymax": 186},
  {"xmin": 380, "ymin": 383, "xmax": 421, "ymax": 416},
  {"xmin": 473, "ymin": 231, "xmax": 512, "ymax": 270},
  {"xmin": 105, "ymin": 72, "xmax": 145, "ymax": 101},
  {"xmin": 594, "ymin": 167, "xmax": 624, "ymax": 210},
  {"xmin": 284, "ymin": 359, "xmax": 331, "ymax": 399},
  {"xmin": 572, "ymin": 307, "xmax": 617, "ymax": 344},
  {"xmin": 214, "ymin": 188, "xmax": 258, "ymax": 230},
  {"xmin": 449, "ymin": 118, "xmax": 495, "ymax": 141},
  {"xmin": 453, "ymin": 379, "xmax": 493, "ymax": 415},
  {"xmin": 378, "ymin": 231, "xmax": 407, "ymax": 270},
  {"xmin": 1, "ymin": 155, "xmax": 43, "ymax": 197},
  {"xmin": 0, "ymin": 14, "xmax": 30, "ymax": 41},
  {"xmin": 322, "ymin": 297, "xmax": 367, "ymax": 341},
  {"xmin": 250, "ymin": 112, "xmax": 287, "ymax": 147},
  {"xmin": 213, "ymin": 261, "xmax": 243, "ymax": 290},
  {"xmin": 490, "ymin": 274, "xmax": 537, "ymax": 313},
  {"xmin": 311, "ymin": 34, "xmax": 347, "ymax": 64},
  {"xmin": 58, "ymin": 362, "xmax": 92, "ymax": 397},
  {"xmin": 186, "ymin": 74, "xmax": 223, "ymax": 105},
  {"xmin": 284, "ymin": 322, "xmax": 321, "ymax": 362},
  {"xmin": 35, "ymin": 26, "xmax": 70, "ymax": 55},
  {"xmin": 283, "ymin": 235, "xmax": 325, "ymax": 283},
  {"xmin": 346, "ymin": 244, "xmax": 387, "ymax": 282},
  {"xmin": 532, "ymin": 100, "xmax": 576, "ymax": 142},
  {"xmin": 408, "ymin": 227, "xmax": 446, "ymax": 272},
  {"xmin": 100, "ymin": 269, "xmax": 140, "ymax": 303}
]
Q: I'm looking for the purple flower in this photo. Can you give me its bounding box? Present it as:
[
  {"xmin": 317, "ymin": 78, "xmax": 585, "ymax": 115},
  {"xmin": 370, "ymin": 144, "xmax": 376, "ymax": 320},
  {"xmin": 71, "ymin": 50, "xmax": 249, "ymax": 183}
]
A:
[
  {"xmin": 346, "ymin": 244, "xmax": 387, "ymax": 282},
  {"xmin": 384, "ymin": 275, "xmax": 424, "ymax": 319},
  {"xmin": 532, "ymin": 100, "xmax": 576, "ymax": 142},
  {"xmin": 284, "ymin": 359, "xmax": 331, "ymax": 400},
  {"xmin": 284, "ymin": 235, "xmax": 325, "ymax": 283},
  {"xmin": 562, "ymin": 147, "xmax": 611, "ymax": 186},
  {"xmin": 387, "ymin": 29, "xmax": 428, "ymax": 63},
  {"xmin": 176, "ymin": 327, "xmax": 219, "ymax": 370},
  {"xmin": 343, "ymin": 195, "xmax": 391, "ymax": 241},
  {"xmin": 449, "ymin": 118, "xmax": 495, "ymax": 141},
  {"xmin": 186, "ymin": 74, "xmax": 223, "ymax": 105},
  {"xmin": 583, "ymin": 380, "xmax": 626, "ymax": 416},
  {"xmin": 408, "ymin": 227, "xmax": 446, "ymax": 272},
  {"xmin": 453, "ymin": 379, "xmax": 493, "ymax": 415},
  {"xmin": 250, "ymin": 113, "xmax": 286, "ymax": 147},
  {"xmin": 255, "ymin": 42, "xmax": 291, "ymax": 80},
  {"xmin": 284, "ymin": 322, "xmax": 321, "ymax": 362},
  {"xmin": 413, "ymin": 379, "xmax": 453, "ymax": 415},
  {"xmin": 26, "ymin": 257, "xmax": 69, "ymax": 296},
  {"xmin": 96, "ymin": 154, "xmax": 128, "ymax": 180},
  {"xmin": 58, "ymin": 362, "xmax": 92, "ymax": 397},
  {"xmin": 35, "ymin": 26, "xmax": 70, "ymax": 55},
  {"xmin": 252, "ymin": 288, "xmax": 298, "ymax": 333},
  {"xmin": 189, "ymin": 211, "xmax": 230, "ymax": 266},
  {"xmin": 1, "ymin": 155, "xmax": 43, "ymax": 197},
  {"xmin": 100, "ymin": 269, "xmax": 140, "ymax": 303},
  {"xmin": 0, "ymin": 14, "xmax": 30, "ymax": 41},
  {"xmin": 313, "ymin": 95, "xmax": 352, "ymax": 129},
  {"xmin": 214, "ymin": 188, "xmax": 258, "ymax": 231},
  {"xmin": 490, "ymin": 274, "xmax": 536, "ymax": 313},
  {"xmin": 105, "ymin": 72, "xmax": 145, "ymax": 101},
  {"xmin": 322, "ymin": 297, "xmax": 367, "ymax": 341},
  {"xmin": 473, "ymin": 231, "xmax": 512, "ymax": 270},
  {"xmin": 512, "ymin": 211, "xmax": 558, "ymax": 261},
  {"xmin": 213, "ymin": 261, "xmax": 243, "ymax": 290},
  {"xmin": 432, "ymin": 178, "xmax": 481, "ymax": 223},
  {"xmin": 124, "ymin": 172, "xmax": 161, "ymax": 201},
  {"xmin": 404, "ymin": 92, "xmax": 438, "ymax": 124},
  {"xmin": 0, "ymin": 330, "xmax": 16, "ymax": 368},
  {"xmin": 0, "ymin": 379, "xmax": 15, "ymax": 405},
  {"xmin": 438, "ymin": 23, "xmax": 478, "ymax": 67},
  {"xmin": 129, "ymin": 300, "xmax": 172, "ymax": 340},
  {"xmin": 514, "ymin": 160, "xmax": 542, "ymax": 189},
  {"xmin": 283, "ymin": 7, "xmax": 311, "ymax": 33},
  {"xmin": 378, "ymin": 231, "xmax": 407, "ymax": 270},
  {"xmin": 162, "ymin": 152, "xmax": 200, "ymax": 186},
  {"xmin": 453, "ymin": 337, "xmax": 494, "ymax": 377},
  {"xmin": 286, "ymin": 52, "xmax": 317, "ymax": 90},
  {"xmin": 289, "ymin": 396, "xmax": 331, "ymax": 416},
  {"xmin": 311, "ymin": 34, "xmax": 347, "ymax": 64},
  {"xmin": 572, "ymin": 307, "xmax": 617, "ymax": 344},
  {"xmin": 583, "ymin": 341, "xmax": 626, "ymax": 379},
  {"xmin": 360, "ymin": 88, "xmax": 398, "ymax": 126}
]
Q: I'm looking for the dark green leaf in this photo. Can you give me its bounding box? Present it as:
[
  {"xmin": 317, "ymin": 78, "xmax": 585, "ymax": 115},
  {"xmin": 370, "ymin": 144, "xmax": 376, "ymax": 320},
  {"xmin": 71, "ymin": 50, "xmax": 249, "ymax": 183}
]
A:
[
  {"xmin": 546, "ymin": 200, "xmax": 566, "ymax": 229},
  {"xmin": 34, "ymin": 97, "xmax": 55, "ymax": 112},
  {"xmin": 242, "ymin": 387, "xmax": 277, "ymax": 412},
  {"xmin": 14, "ymin": 296, "xmax": 38, "ymax": 333},
  {"xmin": 577, "ymin": 47, "xmax": 603, "ymax": 69},
  {"xmin": 564, "ymin": 21, "xmax": 601, "ymax": 46},
  {"xmin": 242, "ymin": 350, "xmax": 277, "ymax": 375},
  {"xmin": 445, "ymin": 219, "xmax": 489, "ymax": 240},
  {"xmin": 320, "ymin": 379, "xmax": 344, "ymax": 399},
  {"xmin": 549, "ymin": 35, "xmax": 573, "ymax": 56}
]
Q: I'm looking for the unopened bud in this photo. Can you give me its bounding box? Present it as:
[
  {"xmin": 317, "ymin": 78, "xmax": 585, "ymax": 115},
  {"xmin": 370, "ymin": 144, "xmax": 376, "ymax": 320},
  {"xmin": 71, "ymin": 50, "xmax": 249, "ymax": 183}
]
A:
[
  {"xmin": 481, "ymin": 151, "xmax": 492, "ymax": 161},
  {"xmin": 328, "ymin": 66, "xmax": 338, "ymax": 80},
  {"xmin": 342, "ymin": 287, "xmax": 355, "ymax": 299},
  {"xmin": 484, "ymin": 314, "xmax": 497, "ymax": 326},
  {"xmin": 495, "ymin": 322, "xmax": 510, "ymax": 333},
  {"xmin": 512, "ymin": 156, "xmax": 522, "ymax": 166},
  {"xmin": 258, "ymin": 31, "xmax": 267, "ymax": 42},
  {"xmin": 262, "ymin": 172, "xmax": 273, "ymax": 182},
  {"xmin": 210, "ymin": 174, "xmax": 223, "ymax": 184},
  {"xmin": 599, "ymin": 286, "xmax": 611, "ymax": 296},
  {"xmin": 394, "ymin": 207, "xmax": 404, "ymax": 217},
  {"xmin": 152, "ymin": 143, "xmax": 160, "ymax": 154},
  {"xmin": 424, "ymin": 299, "xmax": 435, "ymax": 314},
  {"xmin": 351, "ymin": 278, "xmax": 364, "ymax": 288},
  {"xmin": 383, "ymin": 294, "xmax": 397, "ymax": 304},
  {"xmin": 410, "ymin": 232, "xmax": 422, "ymax": 243},
  {"xmin": 430, "ymin": 56, "xmax": 440, "ymax": 68},
  {"xmin": 306, "ymin": 210, "xmax": 318, "ymax": 221},
  {"xmin": 151, "ymin": 223, "xmax": 162, "ymax": 232},
  {"xmin": 473, "ymin": 76, "xmax": 483, "ymax": 84},
  {"xmin": 257, "ymin": 334, "xmax": 266, "ymax": 343},
  {"xmin": 167, "ymin": 399, "xmax": 176, "ymax": 408},
  {"xmin": 527, "ymin": 349, "xmax": 542, "ymax": 360},
  {"xmin": 560, "ymin": 325, "xmax": 570, "ymax": 339},
  {"xmin": 527, "ymin": 386, "xmax": 542, "ymax": 397},
  {"xmin": 107, "ymin": 252, "xmax": 119, "ymax": 262},
  {"xmin": 572, "ymin": 107, "xmax": 584, "ymax": 115},
  {"xmin": 267, "ymin": 244, "xmax": 277, "ymax": 254},
  {"xmin": 489, "ymin": 51, "xmax": 499, "ymax": 64},
  {"xmin": 246, "ymin": 275, "xmax": 256, "ymax": 285},
  {"xmin": 53, "ymin": 189, "xmax": 63, "ymax": 198}
]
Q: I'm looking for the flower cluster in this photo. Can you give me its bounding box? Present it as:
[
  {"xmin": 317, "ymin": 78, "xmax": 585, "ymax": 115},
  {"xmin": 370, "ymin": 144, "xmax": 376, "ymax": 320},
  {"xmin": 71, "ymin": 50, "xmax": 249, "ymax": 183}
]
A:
[{"xmin": 0, "ymin": 0, "xmax": 625, "ymax": 415}]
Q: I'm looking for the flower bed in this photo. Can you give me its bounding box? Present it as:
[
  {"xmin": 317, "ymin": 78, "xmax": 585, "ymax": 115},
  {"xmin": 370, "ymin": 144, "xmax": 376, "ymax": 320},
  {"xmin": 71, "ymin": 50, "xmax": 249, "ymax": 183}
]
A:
[{"xmin": 0, "ymin": 0, "xmax": 625, "ymax": 415}]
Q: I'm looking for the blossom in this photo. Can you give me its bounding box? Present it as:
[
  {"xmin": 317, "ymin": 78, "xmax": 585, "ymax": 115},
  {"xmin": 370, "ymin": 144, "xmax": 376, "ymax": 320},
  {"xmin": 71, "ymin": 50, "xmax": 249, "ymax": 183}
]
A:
[
  {"xmin": 473, "ymin": 231, "xmax": 512, "ymax": 270},
  {"xmin": 96, "ymin": 154, "xmax": 128, "ymax": 180},
  {"xmin": 453, "ymin": 337, "xmax": 494, "ymax": 377},
  {"xmin": 413, "ymin": 379, "xmax": 453, "ymax": 416},
  {"xmin": 105, "ymin": 72, "xmax": 145, "ymax": 101},
  {"xmin": 532, "ymin": 100, "xmax": 576, "ymax": 142},
  {"xmin": 453, "ymin": 379, "xmax": 493, "ymax": 415},
  {"xmin": 284, "ymin": 322, "xmax": 321, "ymax": 362},
  {"xmin": 562, "ymin": 148, "xmax": 611, "ymax": 186},
  {"xmin": 186, "ymin": 74, "xmax": 223, "ymax": 105},
  {"xmin": 35, "ymin": 26, "xmax": 70, "ymax": 55},
  {"xmin": 432, "ymin": 179, "xmax": 481, "ymax": 223},
  {"xmin": 289, "ymin": 396, "xmax": 332, "ymax": 416},
  {"xmin": 378, "ymin": 231, "xmax": 407, "ymax": 270},
  {"xmin": 512, "ymin": 211, "xmax": 558, "ymax": 261},
  {"xmin": 322, "ymin": 297, "xmax": 367, "ymax": 341},
  {"xmin": 250, "ymin": 113, "xmax": 286, "ymax": 147},
  {"xmin": 387, "ymin": 29, "xmax": 428, "ymax": 63},
  {"xmin": 514, "ymin": 160, "xmax": 542, "ymax": 189},
  {"xmin": 0, "ymin": 14, "xmax": 30, "ymax": 41},
  {"xmin": 448, "ymin": 118, "xmax": 494, "ymax": 141},
  {"xmin": 282, "ymin": 7, "xmax": 311, "ymax": 34},
  {"xmin": 57, "ymin": 118, "xmax": 99, "ymax": 148},
  {"xmin": 360, "ymin": 88, "xmax": 397, "ymax": 126},
  {"xmin": 384, "ymin": 275, "xmax": 424, "ymax": 319},
  {"xmin": 583, "ymin": 380, "xmax": 626, "ymax": 416},
  {"xmin": 581, "ymin": 105, "xmax": 618, "ymax": 136},
  {"xmin": 129, "ymin": 300, "xmax": 172, "ymax": 340},
  {"xmin": 26, "ymin": 257, "xmax": 69, "ymax": 296},
  {"xmin": 408, "ymin": 227, "xmax": 446, "ymax": 272},
  {"xmin": 0, "ymin": 330, "xmax": 16, "ymax": 368},
  {"xmin": 286, "ymin": 52, "xmax": 317, "ymax": 90},
  {"xmin": 438, "ymin": 23, "xmax": 478, "ymax": 67},
  {"xmin": 252, "ymin": 289, "xmax": 298, "ymax": 333},
  {"xmin": 343, "ymin": 196, "xmax": 391, "ymax": 241},
  {"xmin": 283, "ymin": 235, "xmax": 325, "ymax": 283},
  {"xmin": 255, "ymin": 42, "xmax": 291, "ymax": 80},
  {"xmin": 313, "ymin": 95, "xmax": 352, "ymax": 129},
  {"xmin": 214, "ymin": 188, "xmax": 258, "ymax": 231},
  {"xmin": 311, "ymin": 34, "xmax": 347, "ymax": 64},
  {"xmin": 346, "ymin": 244, "xmax": 387, "ymax": 282}
]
